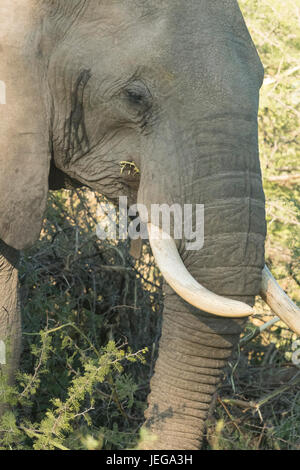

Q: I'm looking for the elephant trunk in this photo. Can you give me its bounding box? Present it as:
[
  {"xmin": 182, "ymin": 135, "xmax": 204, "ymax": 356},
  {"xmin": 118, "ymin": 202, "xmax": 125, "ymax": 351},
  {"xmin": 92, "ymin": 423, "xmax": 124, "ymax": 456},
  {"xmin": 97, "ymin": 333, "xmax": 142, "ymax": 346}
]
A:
[
  {"xmin": 137, "ymin": 117, "xmax": 267, "ymax": 448},
  {"xmin": 143, "ymin": 290, "xmax": 246, "ymax": 450}
]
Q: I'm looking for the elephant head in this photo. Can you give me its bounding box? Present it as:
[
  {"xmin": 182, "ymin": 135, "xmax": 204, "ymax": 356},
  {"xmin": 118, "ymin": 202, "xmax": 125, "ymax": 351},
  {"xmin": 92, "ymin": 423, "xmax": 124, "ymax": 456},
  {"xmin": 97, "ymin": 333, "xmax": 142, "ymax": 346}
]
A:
[{"xmin": 0, "ymin": 0, "xmax": 299, "ymax": 450}]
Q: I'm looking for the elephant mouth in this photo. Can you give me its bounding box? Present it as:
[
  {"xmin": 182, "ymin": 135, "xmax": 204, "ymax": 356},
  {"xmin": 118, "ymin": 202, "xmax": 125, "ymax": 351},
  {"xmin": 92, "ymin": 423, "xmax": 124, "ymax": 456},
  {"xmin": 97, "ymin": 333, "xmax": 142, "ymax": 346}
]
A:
[{"xmin": 148, "ymin": 223, "xmax": 300, "ymax": 335}]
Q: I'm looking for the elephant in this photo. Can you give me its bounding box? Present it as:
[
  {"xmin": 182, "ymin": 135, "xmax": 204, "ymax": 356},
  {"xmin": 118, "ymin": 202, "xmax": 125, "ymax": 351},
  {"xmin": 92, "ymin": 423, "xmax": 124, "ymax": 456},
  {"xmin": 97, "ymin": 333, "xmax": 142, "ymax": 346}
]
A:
[{"xmin": 0, "ymin": 0, "xmax": 299, "ymax": 450}]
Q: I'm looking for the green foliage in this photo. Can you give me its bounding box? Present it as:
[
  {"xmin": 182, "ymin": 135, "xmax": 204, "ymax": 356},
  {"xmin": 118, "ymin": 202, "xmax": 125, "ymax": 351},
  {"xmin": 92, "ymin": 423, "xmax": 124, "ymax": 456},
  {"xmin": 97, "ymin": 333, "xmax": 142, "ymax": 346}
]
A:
[
  {"xmin": 0, "ymin": 190, "xmax": 162, "ymax": 451},
  {"xmin": 0, "ymin": 325, "xmax": 148, "ymax": 450}
]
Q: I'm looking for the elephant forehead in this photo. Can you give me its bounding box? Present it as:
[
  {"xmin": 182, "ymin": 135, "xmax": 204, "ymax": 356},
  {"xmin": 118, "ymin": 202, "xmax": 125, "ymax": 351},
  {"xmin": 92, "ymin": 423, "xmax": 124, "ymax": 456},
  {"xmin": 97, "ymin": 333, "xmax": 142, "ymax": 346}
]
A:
[
  {"xmin": 47, "ymin": 0, "xmax": 263, "ymax": 116},
  {"xmin": 80, "ymin": 1, "xmax": 143, "ymax": 30},
  {"xmin": 69, "ymin": 16, "xmax": 168, "ymax": 60},
  {"xmin": 48, "ymin": 13, "xmax": 171, "ymax": 92},
  {"xmin": 49, "ymin": 1, "xmax": 262, "ymax": 72}
]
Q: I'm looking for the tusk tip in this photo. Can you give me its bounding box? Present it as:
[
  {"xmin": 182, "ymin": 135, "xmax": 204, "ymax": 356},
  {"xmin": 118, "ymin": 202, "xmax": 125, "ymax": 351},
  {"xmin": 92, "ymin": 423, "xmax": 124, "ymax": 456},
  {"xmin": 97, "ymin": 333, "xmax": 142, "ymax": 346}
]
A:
[{"xmin": 261, "ymin": 265, "xmax": 300, "ymax": 336}]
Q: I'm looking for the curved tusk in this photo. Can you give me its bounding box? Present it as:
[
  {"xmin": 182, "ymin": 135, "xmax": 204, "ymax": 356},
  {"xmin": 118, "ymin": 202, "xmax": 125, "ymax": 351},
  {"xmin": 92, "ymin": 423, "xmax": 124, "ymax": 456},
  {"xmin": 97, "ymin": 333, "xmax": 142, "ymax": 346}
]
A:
[
  {"xmin": 147, "ymin": 223, "xmax": 253, "ymax": 318},
  {"xmin": 260, "ymin": 265, "xmax": 300, "ymax": 336}
]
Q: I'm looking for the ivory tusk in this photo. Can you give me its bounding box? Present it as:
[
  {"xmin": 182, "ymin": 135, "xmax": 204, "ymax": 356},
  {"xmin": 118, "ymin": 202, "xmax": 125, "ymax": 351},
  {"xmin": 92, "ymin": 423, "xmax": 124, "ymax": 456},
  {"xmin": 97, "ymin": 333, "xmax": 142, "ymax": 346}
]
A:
[
  {"xmin": 260, "ymin": 265, "xmax": 300, "ymax": 336},
  {"xmin": 148, "ymin": 223, "xmax": 253, "ymax": 318}
]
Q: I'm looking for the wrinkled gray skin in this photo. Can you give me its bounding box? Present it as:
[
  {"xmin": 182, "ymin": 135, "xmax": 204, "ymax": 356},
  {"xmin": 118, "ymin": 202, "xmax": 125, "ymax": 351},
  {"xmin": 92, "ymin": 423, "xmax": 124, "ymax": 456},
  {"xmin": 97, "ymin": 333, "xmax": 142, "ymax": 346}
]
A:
[{"xmin": 0, "ymin": 0, "xmax": 266, "ymax": 449}]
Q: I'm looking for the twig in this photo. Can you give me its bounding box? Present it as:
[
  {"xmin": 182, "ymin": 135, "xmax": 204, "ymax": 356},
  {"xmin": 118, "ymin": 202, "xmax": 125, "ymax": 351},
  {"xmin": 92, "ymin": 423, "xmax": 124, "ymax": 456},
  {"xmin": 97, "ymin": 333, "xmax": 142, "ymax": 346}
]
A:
[
  {"xmin": 94, "ymin": 264, "xmax": 132, "ymax": 273},
  {"xmin": 218, "ymin": 397, "xmax": 244, "ymax": 437},
  {"xmin": 267, "ymin": 174, "xmax": 300, "ymax": 183},
  {"xmin": 254, "ymin": 373, "xmax": 300, "ymax": 410},
  {"xmin": 221, "ymin": 398, "xmax": 255, "ymax": 411},
  {"xmin": 20, "ymin": 426, "xmax": 70, "ymax": 451},
  {"xmin": 239, "ymin": 317, "xmax": 281, "ymax": 346}
]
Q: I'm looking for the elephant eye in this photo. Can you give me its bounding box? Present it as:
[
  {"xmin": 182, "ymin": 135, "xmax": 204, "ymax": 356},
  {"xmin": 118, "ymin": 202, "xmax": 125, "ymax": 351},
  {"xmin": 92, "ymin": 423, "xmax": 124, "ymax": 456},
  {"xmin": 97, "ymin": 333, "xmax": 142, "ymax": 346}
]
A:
[
  {"xmin": 125, "ymin": 89, "xmax": 144, "ymax": 104},
  {"xmin": 123, "ymin": 82, "xmax": 152, "ymax": 109}
]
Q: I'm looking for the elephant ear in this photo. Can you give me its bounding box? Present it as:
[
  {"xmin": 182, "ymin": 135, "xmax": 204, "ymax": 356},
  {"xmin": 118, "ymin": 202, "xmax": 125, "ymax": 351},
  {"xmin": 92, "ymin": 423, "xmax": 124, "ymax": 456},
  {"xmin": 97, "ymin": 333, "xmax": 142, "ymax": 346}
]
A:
[{"xmin": 0, "ymin": 1, "xmax": 50, "ymax": 250}]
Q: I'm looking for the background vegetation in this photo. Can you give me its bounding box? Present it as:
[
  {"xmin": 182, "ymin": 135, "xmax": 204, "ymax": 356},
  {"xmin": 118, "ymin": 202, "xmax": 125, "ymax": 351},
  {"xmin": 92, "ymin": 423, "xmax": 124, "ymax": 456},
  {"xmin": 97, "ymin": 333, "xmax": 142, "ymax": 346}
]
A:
[{"xmin": 0, "ymin": 0, "xmax": 299, "ymax": 450}]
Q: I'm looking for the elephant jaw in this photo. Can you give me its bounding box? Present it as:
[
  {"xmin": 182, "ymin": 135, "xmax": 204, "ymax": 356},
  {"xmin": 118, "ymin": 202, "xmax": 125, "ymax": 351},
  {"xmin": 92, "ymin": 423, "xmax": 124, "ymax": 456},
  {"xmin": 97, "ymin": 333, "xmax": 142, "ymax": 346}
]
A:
[{"xmin": 148, "ymin": 223, "xmax": 300, "ymax": 333}]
